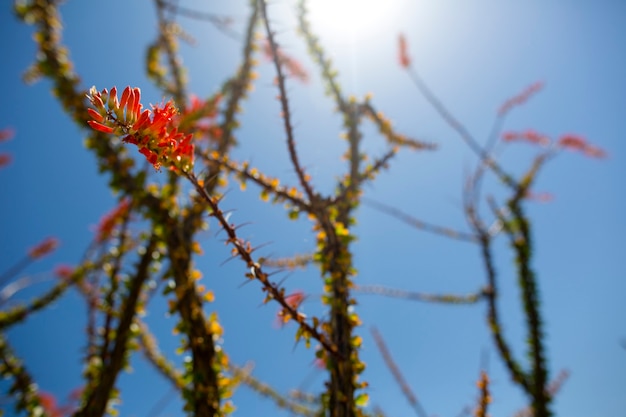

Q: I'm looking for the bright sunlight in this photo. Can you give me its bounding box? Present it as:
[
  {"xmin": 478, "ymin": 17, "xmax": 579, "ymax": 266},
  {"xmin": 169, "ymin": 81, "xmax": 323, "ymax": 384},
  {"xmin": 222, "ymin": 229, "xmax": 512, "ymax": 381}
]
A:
[{"xmin": 306, "ymin": 0, "xmax": 403, "ymax": 42}]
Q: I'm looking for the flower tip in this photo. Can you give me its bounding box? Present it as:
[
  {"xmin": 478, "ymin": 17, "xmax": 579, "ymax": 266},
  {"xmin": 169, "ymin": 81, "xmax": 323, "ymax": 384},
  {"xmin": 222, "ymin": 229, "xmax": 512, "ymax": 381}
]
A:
[
  {"xmin": 87, "ymin": 108, "xmax": 105, "ymax": 123},
  {"xmin": 87, "ymin": 120, "xmax": 114, "ymax": 134}
]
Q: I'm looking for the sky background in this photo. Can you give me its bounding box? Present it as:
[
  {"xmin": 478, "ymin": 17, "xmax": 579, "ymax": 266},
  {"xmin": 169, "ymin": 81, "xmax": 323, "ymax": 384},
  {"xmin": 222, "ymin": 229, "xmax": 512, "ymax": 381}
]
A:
[{"xmin": 1, "ymin": 1, "xmax": 625, "ymax": 416}]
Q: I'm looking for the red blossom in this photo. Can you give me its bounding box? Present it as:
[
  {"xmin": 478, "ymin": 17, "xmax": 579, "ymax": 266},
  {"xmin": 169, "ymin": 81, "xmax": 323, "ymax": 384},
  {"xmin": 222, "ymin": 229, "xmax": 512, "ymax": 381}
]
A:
[
  {"xmin": 501, "ymin": 131, "xmax": 519, "ymax": 142},
  {"xmin": 498, "ymin": 81, "xmax": 543, "ymax": 115},
  {"xmin": 87, "ymin": 120, "xmax": 115, "ymax": 134},
  {"xmin": 188, "ymin": 95, "xmax": 205, "ymax": 113},
  {"xmin": 39, "ymin": 392, "xmax": 62, "ymax": 417},
  {"xmin": 28, "ymin": 237, "xmax": 59, "ymax": 259},
  {"xmin": 398, "ymin": 33, "xmax": 411, "ymax": 68},
  {"xmin": 0, "ymin": 153, "xmax": 11, "ymax": 168},
  {"xmin": 207, "ymin": 125, "xmax": 223, "ymax": 140},
  {"xmin": 87, "ymin": 108, "xmax": 104, "ymax": 123},
  {"xmin": 285, "ymin": 291, "xmax": 305, "ymax": 309},
  {"xmin": 261, "ymin": 40, "xmax": 309, "ymax": 83},
  {"xmin": 0, "ymin": 128, "xmax": 15, "ymax": 142},
  {"xmin": 583, "ymin": 146, "xmax": 607, "ymax": 158},
  {"xmin": 54, "ymin": 264, "xmax": 75, "ymax": 279},
  {"xmin": 558, "ymin": 134, "xmax": 607, "ymax": 158},
  {"xmin": 95, "ymin": 198, "xmax": 131, "ymax": 242},
  {"xmin": 276, "ymin": 291, "xmax": 306, "ymax": 326},
  {"xmin": 525, "ymin": 190, "xmax": 554, "ymax": 203},
  {"xmin": 38, "ymin": 389, "xmax": 80, "ymax": 417},
  {"xmin": 87, "ymin": 86, "xmax": 194, "ymax": 171},
  {"xmin": 501, "ymin": 129, "xmax": 549, "ymax": 146}
]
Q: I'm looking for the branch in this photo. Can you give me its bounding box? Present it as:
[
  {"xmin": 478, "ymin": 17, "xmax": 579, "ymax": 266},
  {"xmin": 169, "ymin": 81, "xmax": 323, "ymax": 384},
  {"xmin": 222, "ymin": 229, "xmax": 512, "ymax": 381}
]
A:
[
  {"xmin": 259, "ymin": 0, "xmax": 316, "ymax": 203},
  {"xmin": 363, "ymin": 198, "xmax": 479, "ymax": 243},
  {"xmin": 356, "ymin": 285, "xmax": 484, "ymax": 305},
  {"xmin": 183, "ymin": 171, "xmax": 338, "ymax": 357},
  {"xmin": 371, "ymin": 327, "xmax": 428, "ymax": 417}
]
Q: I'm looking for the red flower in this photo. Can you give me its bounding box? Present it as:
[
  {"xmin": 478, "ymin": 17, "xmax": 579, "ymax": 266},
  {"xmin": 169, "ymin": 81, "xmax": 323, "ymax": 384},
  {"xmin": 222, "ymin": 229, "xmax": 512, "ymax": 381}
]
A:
[
  {"xmin": 54, "ymin": 264, "xmax": 74, "ymax": 280},
  {"xmin": 0, "ymin": 153, "xmax": 11, "ymax": 168},
  {"xmin": 39, "ymin": 392, "xmax": 62, "ymax": 417},
  {"xmin": 398, "ymin": 33, "xmax": 411, "ymax": 68},
  {"xmin": 38, "ymin": 389, "xmax": 81, "ymax": 417},
  {"xmin": 87, "ymin": 86, "xmax": 196, "ymax": 171},
  {"xmin": 558, "ymin": 134, "xmax": 607, "ymax": 158},
  {"xmin": 28, "ymin": 237, "xmax": 59, "ymax": 259},
  {"xmin": 525, "ymin": 190, "xmax": 554, "ymax": 202},
  {"xmin": 0, "ymin": 128, "xmax": 15, "ymax": 142},
  {"xmin": 261, "ymin": 40, "xmax": 309, "ymax": 83},
  {"xmin": 501, "ymin": 129, "xmax": 549, "ymax": 146},
  {"xmin": 498, "ymin": 81, "xmax": 543, "ymax": 115},
  {"xmin": 86, "ymin": 120, "xmax": 115, "ymax": 134},
  {"xmin": 276, "ymin": 291, "xmax": 306, "ymax": 326},
  {"xmin": 95, "ymin": 198, "xmax": 131, "ymax": 242}
]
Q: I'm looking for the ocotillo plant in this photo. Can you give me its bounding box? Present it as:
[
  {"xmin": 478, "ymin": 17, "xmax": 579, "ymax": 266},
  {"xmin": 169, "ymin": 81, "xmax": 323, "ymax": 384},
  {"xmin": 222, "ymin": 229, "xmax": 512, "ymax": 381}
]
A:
[{"xmin": 0, "ymin": 1, "xmax": 610, "ymax": 417}]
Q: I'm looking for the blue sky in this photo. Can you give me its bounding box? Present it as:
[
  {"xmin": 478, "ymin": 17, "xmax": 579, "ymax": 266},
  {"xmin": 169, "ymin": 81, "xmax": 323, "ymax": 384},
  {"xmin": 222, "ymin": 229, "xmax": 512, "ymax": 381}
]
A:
[{"xmin": 1, "ymin": 1, "xmax": 625, "ymax": 416}]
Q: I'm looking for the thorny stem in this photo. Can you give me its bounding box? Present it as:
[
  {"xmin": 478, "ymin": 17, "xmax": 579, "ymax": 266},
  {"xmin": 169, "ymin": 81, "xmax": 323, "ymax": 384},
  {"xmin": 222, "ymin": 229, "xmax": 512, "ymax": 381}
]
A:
[
  {"xmin": 475, "ymin": 227, "xmax": 529, "ymax": 391},
  {"xmin": 183, "ymin": 171, "xmax": 338, "ymax": 357},
  {"xmin": 154, "ymin": 0, "xmax": 188, "ymax": 107},
  {"xmin": 99, "ymin": 211, "xmax": 132, "ymax": 371},
  {"xmin": 166, "ymin": 224, "xmax": 221, "ymax": 417},
  {"xmin": 202, "ymin": 153, "xmax": 310, "ymax": 213},
  {"xmin": 77, "ymin": 236, "xmax": 158, "ymax": 417},
  {"xmin": 405, "ymin": 67, "xmax": 516, "ymax": 189},
  {"xmin": 259, "ymin": 0, "xmax": 316, "ymax": 203}
]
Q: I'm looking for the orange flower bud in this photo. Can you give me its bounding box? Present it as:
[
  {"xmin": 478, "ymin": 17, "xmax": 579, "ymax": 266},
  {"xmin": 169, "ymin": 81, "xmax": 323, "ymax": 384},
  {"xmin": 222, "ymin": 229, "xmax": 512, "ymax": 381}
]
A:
[
  {"xmin": 119, "ymin": 86, "xmax": 132, "ymax": 113},
  {"xmin": 108, "ymin": 86, "xmax": 119, "ymax": 110},
  {"xmin": 132, "ymin": 87, "xmax": 142, "ymax": 121},
  {"xmin": 87, "ymin": 120, "xmax": 115, "ymax": 134},
  {"xmin": 132, "ymin": 109, "xmax": 151, "ymax": 132},
  {"xmin": 87, "ymin": 108, "xmax": 105, "ymax": 123}
]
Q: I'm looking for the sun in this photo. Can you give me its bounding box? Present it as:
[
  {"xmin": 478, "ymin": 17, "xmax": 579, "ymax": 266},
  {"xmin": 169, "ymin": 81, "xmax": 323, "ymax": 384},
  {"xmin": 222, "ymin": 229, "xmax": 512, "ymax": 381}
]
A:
[{"xmin": 305, "ymin": 0, "xmax": 401, "ymax": 42}]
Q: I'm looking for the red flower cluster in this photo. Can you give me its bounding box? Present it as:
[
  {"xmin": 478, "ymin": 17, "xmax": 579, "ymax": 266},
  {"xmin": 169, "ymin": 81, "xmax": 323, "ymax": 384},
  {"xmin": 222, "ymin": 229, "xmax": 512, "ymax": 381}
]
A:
[
  {"xmin": 95, "ymin": 198, "xmax": 132, "ymax": 242},
  {"xmin": 54, "ymin": 264, "xmax": 74, "ymax": 280},
  {"xmin": 0, "ymin": 127, "xmax": 14, "ymax": 168},
  {"xmin": 38, "ymin": 388, "xmax": 81, "ymax": 417},
  {"xmin": 276, "ymin": 291, "xmax": 305, "ymax": 326},
  {"xmin": 498, "ymin": 81, "xmax": 543, "ymax": 115},
  {"xmin": 180, "ymin": 94, "xmax": 223, "ymax": 141},
  {"xmin": 0, "ymin": 154, "xmax": 10, "ymax": 168},
  {"xmin": 86, "ymin": 86, "xmax": 194, "ymax": 171},
  {"xmin": 557, "ymin": 134, "xmax": 607, "ymax": 158},
  {"xmin": 262, "ymin": 40, "xmax": 309, "ymax": 84},
  {"xmin": 28, "ymin": 237, "xmax": 59, "ymax": 259},
  {"xmin": 501, "ymin": 130, "xmax": 606, "ymax": 158},
  {"xmin": 501, "ymin": 129, "xmax": 550, "ymax": 146},
  {"xmin": 398, "ymin": 33, "xmax": 411, "ymax": 68}
]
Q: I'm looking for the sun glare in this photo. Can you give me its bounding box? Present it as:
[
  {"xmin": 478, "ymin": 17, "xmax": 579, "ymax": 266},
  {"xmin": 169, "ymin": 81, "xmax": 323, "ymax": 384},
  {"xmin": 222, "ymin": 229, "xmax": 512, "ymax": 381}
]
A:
[{"xmin": 306, "ymin": 0, "xmax": 400, "ymax": 42}]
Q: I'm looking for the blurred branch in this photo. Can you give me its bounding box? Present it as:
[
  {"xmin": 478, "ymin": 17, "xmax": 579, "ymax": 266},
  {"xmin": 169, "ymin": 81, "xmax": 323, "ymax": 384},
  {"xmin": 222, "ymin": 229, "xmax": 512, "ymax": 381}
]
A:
[
  {"xmin": 356, "ymin": 285, "xmax": 485, "ymax": 305},
  {"xmin": 260, "ymin": 0, "xmax": 316, "ymax": 203},
  {"xmin": 231, "ymin": 363, "xmax": 318, "ymax": 417},
  {"xmin": 371, "ymin": 327, "xmax": 428, "ymax": 417},
  {"xmin": 363, "ymin": 198, "xmax": 479, "ymax": 243}
]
